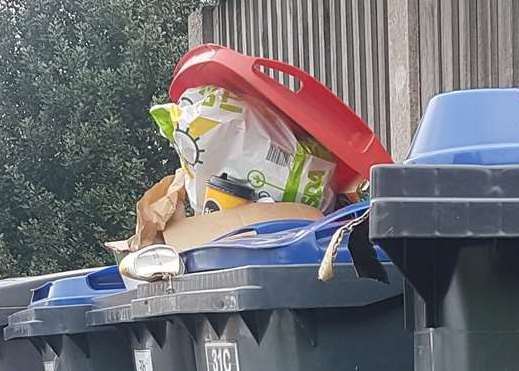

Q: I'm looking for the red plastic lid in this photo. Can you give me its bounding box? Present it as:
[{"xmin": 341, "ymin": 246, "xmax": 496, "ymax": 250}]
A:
[{"xmin": 170, "ymin": 44, "xmax": 393, "ymax": 192}]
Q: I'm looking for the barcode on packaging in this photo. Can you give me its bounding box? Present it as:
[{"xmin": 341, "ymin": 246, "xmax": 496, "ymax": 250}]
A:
[{"xmin": 266, "ymin": 144, "xmax": 293, "ymax": 168}]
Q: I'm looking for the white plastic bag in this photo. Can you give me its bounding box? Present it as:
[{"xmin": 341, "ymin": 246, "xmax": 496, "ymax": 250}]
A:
[{"xmin": 151, "ymin": 86, "xmax": 335, "ymax": 214}]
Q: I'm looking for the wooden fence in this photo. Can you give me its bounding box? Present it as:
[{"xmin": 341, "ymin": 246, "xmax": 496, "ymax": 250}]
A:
[{"xmin": 189, "ymin": 0, "xmax": 519, "ymax": 160}]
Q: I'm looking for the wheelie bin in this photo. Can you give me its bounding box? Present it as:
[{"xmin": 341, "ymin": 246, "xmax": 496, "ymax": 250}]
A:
[
  {"xmin": 4, "ymin": 266, "xmax": 134, "ymax": 371},
  {"xmin": 370, "ymin": 88, "xmax": 519, "ymax": 371},
  {"xmin": 130, "ymin": 263, "xmax": 410, "ymax": 371},
  {"xmin": 87, "ymin": 286, "xmax": 196, "ymax": 371},
  {"xmin": 0, "ymin": 269, "xmax": 95, "ymax": 371},
  {"xmin": 371, "ymin": 164, "xmax": 519, "ymax": 371},
  {"xmin": 124, "ymin": 203, "xmax": 413, "ymax": 371}
]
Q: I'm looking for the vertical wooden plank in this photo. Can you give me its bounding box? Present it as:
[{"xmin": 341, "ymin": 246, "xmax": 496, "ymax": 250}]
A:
[
  {"xmin": 419, "ymin": 0, "xmax": 440, "ymax": 112},
  {"xmin": 227, "ymin": 0, "xmax": 235, "ymax": 48},
  {"xmin": 458, "ymin": 0, "xmax": 471, "ymax": 88},
  {"xmin": 311, "ymin": 0, "xmax": 320, "ymax": 79},
  {"xmin": 440, "ymin": 0, "xmax": 454, "ymax": 91},
  {"xmin": 291, "ymin": 0, "xmax": 301, "ymax": 90},
  {"xmin": 331, "ymin": 0, "xmax": 344, "ymax": 100},
  {"xmin": 259, "ymin": 0, "xmax": 267, "ymax": 57},
  {"xmin": 249, "ymin": 0, "xmax": 262, "ymax": 56},
  {"xmin": 266, "ymin": 0, "xmax": 274, "ymax": 67},
  {"xmin": 307, "ymin": 0, "xmax": 315, "ymax": 76},
  {"xmin": 352, "ymin": 0, "xmax": 364, "ymax": 119},
  {"xmin": 364, "ymin": 0, "xmax": 375, "ymax": 130},
  {"xmin": 297, "ymin": 0, "xmax": 306, "ymax": 74},
  {"xmin": 245, "ymin": 0, "xmax": 251, "ymax": 54},
  {"xmin": 271, "ymin": 0, "xmax": 280, "ymax": 80},
  {"xmin": 234, "ymin": 0, "xmax": 242, "ymax": 52},
  {"xmin": 323, "ymin": 0, "xmax": 332, "ymax": 88},
  {"xmin": 279, "ymin": 0, "xmax": 289, "ymax": 84},
  {"xmin": 369, "ymin": 0, "xmax": 381, "ymax": 136},
  {"xmin": 220, "ymin": 3, "xmax": 228, "ymax": 46},
  {"xmin": 250, "ymin": 0, "xmax": 258, "ymax": 56},
  {"xmin": 329, "ymin": 0, "xmax": 338, "ymax": 95},
  {"xmin": 317, "ymin": 0, "xmax": 326, "ymax": 84},
  {"xmin": 468, "ymin": 0, "xmax": 478, "ymax": 87},
  {"xmin": 513, "ymin": 1, "xmax": 519, "ymax": 84},
  {"xmin": 377, "ymin": 0, "xmax": 390, "ymax": 151},
  {"xmin": 344, "ymin": 0, "xmax": 355, "ymax": 110},
  {"xmin": 213, "ymin": 6, "xmax": 220, "ymax": 44},
  {"xmin": 498, "ymin": 0, "xmax": 513, "ymax": 86},
  {"xmin": 451, "ymin": 0, "xmax": 460, "ymax": 89},
  {"xmin": 240, "ymin": 0, "xmax": 247, "ymax": 54},
  {"xmin": 489, "ymin": 0, "xmax": 498, "ymax": 86},
  {"xmin": 339, "ymin": 0, "xmax": 349, "ymax": 103},
  {"xmin": 388, "ymin": 0, "xmax": 420, "ymax": 160},
  {"xmin": 302, "ymin": 0, "xmax": 311, "ymax": 73},
  {"xmin": 477, "ymin": 0, "xmax": 491, "ymax": 86},
  {"xmin": 358, "ymin": 0, "xmax": 367, "ymax": 121},
  {"xmin": 287, "ymin": 0, "xmax": 297, "ymax": 89}
]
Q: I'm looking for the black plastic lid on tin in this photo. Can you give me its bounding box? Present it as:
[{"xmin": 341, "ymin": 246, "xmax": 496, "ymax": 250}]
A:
[{"xmin": 207, "ymin": 174, "xmax": 257, "ymax": 201}]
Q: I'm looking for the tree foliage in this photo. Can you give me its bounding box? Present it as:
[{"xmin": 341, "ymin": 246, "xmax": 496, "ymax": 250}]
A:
[{"xmin": 0, "ymin": 0, "xmax": 200, "ymax": 277}]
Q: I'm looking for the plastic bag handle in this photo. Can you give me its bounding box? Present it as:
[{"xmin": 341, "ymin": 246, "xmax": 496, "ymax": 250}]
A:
[{"xmin": 212, "ymin": 219, "xmax": 314, "ymax": 242}]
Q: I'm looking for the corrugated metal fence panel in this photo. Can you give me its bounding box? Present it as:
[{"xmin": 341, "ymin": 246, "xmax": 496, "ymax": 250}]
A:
[{"xmin": 209, "ymin": 0, "xmax": 392, "ymax": 153}]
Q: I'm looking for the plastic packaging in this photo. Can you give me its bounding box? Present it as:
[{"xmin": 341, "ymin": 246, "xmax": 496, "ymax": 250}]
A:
[{"xmin": 151, "ymin": 86, "xmax": 336, "ymax": 213}]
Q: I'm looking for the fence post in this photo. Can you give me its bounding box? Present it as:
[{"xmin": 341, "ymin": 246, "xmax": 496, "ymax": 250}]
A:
[
  {"xmin": 387, "ymin": 0, "xmax": 420, "ymax": 161},
  {"xmin": 188, "ymin": 6, "xmax": 215, "ymax": 48}
]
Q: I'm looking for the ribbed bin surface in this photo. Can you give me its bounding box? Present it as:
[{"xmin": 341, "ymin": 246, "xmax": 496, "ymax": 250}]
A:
[{"xmin": 371, "ymin": 164, "xmax": 519, "ymax": 371}]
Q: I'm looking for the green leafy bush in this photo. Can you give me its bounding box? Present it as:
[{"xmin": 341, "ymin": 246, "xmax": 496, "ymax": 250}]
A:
[{"xmin": 0, "ymin": 0, "xmax": 200, "ymax": 277}]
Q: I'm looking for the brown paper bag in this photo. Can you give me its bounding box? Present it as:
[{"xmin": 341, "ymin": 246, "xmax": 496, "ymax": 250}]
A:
[
  {"xmin": 105, "ymin": 169, "xmax": 187, "ymax": 253},
  {"xmin": 105, "ymin": 170, "xmax": 324, "ymax": 254}
]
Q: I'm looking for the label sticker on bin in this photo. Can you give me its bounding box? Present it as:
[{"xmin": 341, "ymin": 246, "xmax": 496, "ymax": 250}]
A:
[
  {"xmin": 134, "ymin": 349, "xmax": 153, "ymax": 371},
  {"xmin": 205, "ymin": 342, "xmax": 240, "ymax": 371},
  {"xmin": 43, "ymin": 360, "xmax": 56, "ymax": 371}
]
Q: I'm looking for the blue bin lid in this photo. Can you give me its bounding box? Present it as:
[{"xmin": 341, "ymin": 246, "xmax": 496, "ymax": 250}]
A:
[
  {"xmin": 182, "ymin": 202, "xmax": 390, "ymax": 272},
  {"xmin": 29, "ymin": 265, "xmax": 126, "ymax": 307},
  {"xmin": 406, "ymin": 89, "xmax": 519, "ymax": 165}
]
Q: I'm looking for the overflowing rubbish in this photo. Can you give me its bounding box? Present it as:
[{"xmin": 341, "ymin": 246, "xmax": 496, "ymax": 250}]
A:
[
  {"xmin": 2, "ymin": 44, "xmax": 400, "ymax": 371},
  {"xmin": 182, "ymin": 201, "xmax": 390, "ymax": 273},
  {"xmin": 107, "ymin": 45, "xmax": 391, "ymax": 275},
  {"xmin": 107, "ymin": 192, "xmax": 324, "ymax": 256},
  {"xmin": 150, "ymin": 86, "xmax": 336, "ymax": 213},
  {"xmin": 169, "ymin": 44, "xmax": 393, "ymax": 193},
  {"xmin": 4, "ymin": 43, "xmax": 519, "ymax": 371}
]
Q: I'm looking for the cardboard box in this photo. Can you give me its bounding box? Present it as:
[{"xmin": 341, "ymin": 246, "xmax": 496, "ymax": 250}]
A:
[{"xmin": 162, "ymin": 202, "xmax": 323, "ymax": 252}]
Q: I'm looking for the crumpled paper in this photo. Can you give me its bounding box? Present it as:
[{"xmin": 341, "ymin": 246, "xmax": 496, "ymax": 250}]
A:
[{"xmin": 105, "ymin": 168, "xmax": 187, "ymax": 253}]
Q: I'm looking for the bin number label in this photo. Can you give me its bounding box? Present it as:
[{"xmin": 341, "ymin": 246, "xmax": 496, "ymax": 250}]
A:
[
  {"xmin": 134, "ymin": 349, "xmax": 153, "ymax": 371},
  {"xmin": 43, "ymin": 360, "xmax": 56, "ymax": 371},
  {"xmin": 205, "ymin": 342, "xmax": 240, "ymax": 371}
]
